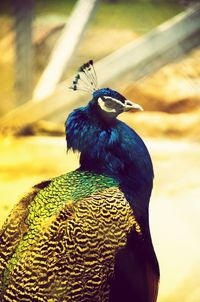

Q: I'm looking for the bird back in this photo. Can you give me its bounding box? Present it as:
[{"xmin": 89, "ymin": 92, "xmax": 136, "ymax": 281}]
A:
[{"xmin": 0, "ymin": 170, "xmax": 141, "ymax": 301}]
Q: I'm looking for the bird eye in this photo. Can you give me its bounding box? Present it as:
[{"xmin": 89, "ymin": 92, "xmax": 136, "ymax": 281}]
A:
[
  {"xmin": 103, "ymin": 96, "xmax": 123, "ymax": 106},
  {"xmin": 98, "ymin": 97, "xmax": 117, "ymax": 113}
]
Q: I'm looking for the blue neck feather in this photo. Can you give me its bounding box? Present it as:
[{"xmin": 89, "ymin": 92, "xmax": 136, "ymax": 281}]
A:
[{"xmin": 66, "ymin": 100, "xmax": 154, "ymax": 225}]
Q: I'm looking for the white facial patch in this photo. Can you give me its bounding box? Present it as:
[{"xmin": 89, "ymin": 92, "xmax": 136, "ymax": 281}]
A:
[
  {"xmin": 104, "ymin": 96, "xmax": 123, "ymax": 106},
  {"xmin": 98, "ymin": 96, "xmax": 143, "ymax": 113},
  {"xmin": 98, "ymin": 98, "xmax": 117, "ymax": 113}
]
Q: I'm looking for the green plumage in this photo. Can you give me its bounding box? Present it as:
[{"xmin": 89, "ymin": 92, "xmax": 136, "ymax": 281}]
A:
[{"xmin": 0, "ymin": 170, "xmax": 141, "ymax": 301}]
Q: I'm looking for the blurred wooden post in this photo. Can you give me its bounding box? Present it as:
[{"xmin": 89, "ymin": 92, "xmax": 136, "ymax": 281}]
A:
[
  {"xmin": 33, "ymin": 0, "xmax": 100, "ymax": 100},
  {"xmin": 12, "ymin": 0, "xmax": 34, "ymax": 105}
]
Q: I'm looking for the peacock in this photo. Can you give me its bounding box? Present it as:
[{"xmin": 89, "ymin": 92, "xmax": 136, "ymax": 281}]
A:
[{"xmin": 0, "ymin": 60, "xmax": 159, "ymax": 302}]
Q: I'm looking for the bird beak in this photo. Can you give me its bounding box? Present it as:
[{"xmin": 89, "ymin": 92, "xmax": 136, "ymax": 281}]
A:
[{"xmin": 124, "ymin": 100, "xmax": 144, "ymax": 112}]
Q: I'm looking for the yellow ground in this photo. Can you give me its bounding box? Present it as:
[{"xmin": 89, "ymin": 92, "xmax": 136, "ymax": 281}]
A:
[{"xmin": 0, "ymin": 134, "xmax": 199, "ymax": 302}]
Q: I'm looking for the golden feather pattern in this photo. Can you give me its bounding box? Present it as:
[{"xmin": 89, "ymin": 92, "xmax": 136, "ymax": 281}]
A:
[{"xmin": 0, "ymin": 171, "xmax": 141, "ymax": 302}]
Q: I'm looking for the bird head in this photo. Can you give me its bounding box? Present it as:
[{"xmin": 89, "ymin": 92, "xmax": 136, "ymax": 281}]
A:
[
  {"xmin": 92, "ymin": 87, "xmax": 143, "ymax": 118},
  {"xmin": 69, "ymin": 60, "xmax": 143, "ymax": 120}
]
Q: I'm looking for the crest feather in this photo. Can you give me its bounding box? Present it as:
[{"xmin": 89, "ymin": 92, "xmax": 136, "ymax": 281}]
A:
[{"xmin": 69, "ymin": 60, "xmax": 98, "ymax": 93}]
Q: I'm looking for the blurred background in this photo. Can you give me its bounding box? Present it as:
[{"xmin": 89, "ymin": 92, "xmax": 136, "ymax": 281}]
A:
[{"xmin": 0, "ymin": 0, "xmax": 200, "ymax": 301}]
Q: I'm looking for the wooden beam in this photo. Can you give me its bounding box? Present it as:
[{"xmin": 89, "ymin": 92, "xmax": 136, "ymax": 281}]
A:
[
  {"xmin": 1, "ymin": 4, "xmax": 200, "ymax": 133},
  {"xmin": 95, "ymin": 4, "xmax": 200, "ymax": 85},
  {"xmin": 33, "ymin": 0, "xmax": 99, "ymax": 100}
]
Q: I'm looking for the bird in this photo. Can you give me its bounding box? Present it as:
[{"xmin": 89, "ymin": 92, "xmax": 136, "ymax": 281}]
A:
[{"xmin": 0, "ymin": 60, "xmax": 159, "ymax": 302}]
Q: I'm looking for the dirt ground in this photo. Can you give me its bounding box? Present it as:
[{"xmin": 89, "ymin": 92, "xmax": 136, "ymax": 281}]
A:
[{"xmin": 0, "ymin": 132, "xmax": 200, "ymax": 302}]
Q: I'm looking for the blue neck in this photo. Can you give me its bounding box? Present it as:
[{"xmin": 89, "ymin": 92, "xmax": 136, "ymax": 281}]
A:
[{"xmin": 66, "ymin": 102, "xmax": 154, "ymax": 224}]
